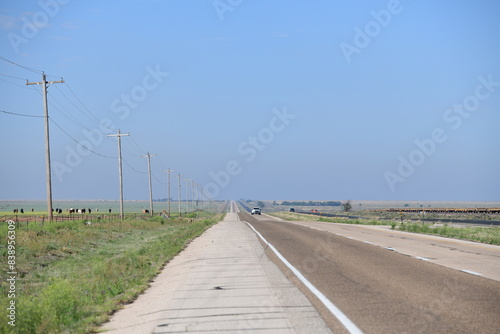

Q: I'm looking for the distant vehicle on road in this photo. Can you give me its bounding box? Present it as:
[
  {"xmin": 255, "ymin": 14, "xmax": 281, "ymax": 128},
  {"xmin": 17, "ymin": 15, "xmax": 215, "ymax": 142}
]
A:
[
  {"xmin": 289, "ymin": 208, "xmax": 295, "ymax": 212},
  {"xmin": 251, "ymin": 208, "xmax": 261, "ymax": 215}
]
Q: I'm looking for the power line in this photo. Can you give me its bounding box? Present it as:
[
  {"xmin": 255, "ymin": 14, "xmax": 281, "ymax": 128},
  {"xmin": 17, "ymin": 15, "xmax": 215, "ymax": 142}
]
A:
[
  {"xmin": 122, "ymin": 137, "xmax": 144, "ymax": 155},
  {"xmin": 0, "ymin": 77, "xmax": 29, "ymax": 88},
  {"xmin": 128, "ymin": 135, "xmax": 147, "ymax": 153},
  {"xmin": 1, "ymin": 109, "xmax": 44, "ymax": 118},
  {"xmin": 54, "ymin": 83, "xmax": 113, "ymax": 131},
  {"xmin": 49, "ymin": 118, "xmax": 116, "ymax": 158},
  {"xmin": 26, "ymin": 77, "xmax": 113, "ymax": 133},
  {"xmin": 152, "ymin": 171, "xmax": 167, "ymax": 184},
  {"xmin": 65, "ymin": 82, "xmax": 111, "ymax": 130},
  {"xmin": 0, "ymin": 56, "xmax": 42, "ymax": 74},
  {"xmin": 0, "ymin": 72, "xmax": 27, "ymax": 80},
  {"xmin": 121, "ymin": 142, "xmax": 144, "ymax": 159},
  {"xmin": 152, "ymin": 156, "xmax": 167, "ymax": 171},
  {"xmin": 122, "ymin": 158, "xmax": 147, "ymax": 174},
  {"xmin": 29, "ymin": 84, "xmax": 99, "ymax": 133},
  {"xmin": 54, "ymin": 84, "xmax": 96, "ymax": 122},
  {"xmin": 40, "ymin": 88, "xmax": 86, "ymax": 126}
]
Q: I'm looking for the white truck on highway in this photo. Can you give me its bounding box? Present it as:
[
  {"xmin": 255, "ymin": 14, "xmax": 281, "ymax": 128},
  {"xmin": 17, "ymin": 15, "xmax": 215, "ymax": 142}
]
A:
[{"xmin": 251, "ymin": 208, "xmax": 261, "ymax": 215}]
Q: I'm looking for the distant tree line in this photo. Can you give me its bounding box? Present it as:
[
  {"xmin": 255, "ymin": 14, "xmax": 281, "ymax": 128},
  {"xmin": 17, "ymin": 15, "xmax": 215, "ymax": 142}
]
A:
[
  {"xmin": 154, "ymin": 198, "xmax": 170, "ymax": 202},
  {"xmin": 281, "ymin": 201, "xmax": 342, "ymax": 207}
]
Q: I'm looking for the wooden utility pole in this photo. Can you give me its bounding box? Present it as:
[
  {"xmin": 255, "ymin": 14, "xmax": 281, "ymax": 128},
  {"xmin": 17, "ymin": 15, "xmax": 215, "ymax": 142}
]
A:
[
  {"xmin": 142, "ymin": 152, "xmax": 157, "ymax": 216},
  {"xmin": 177, "ymin": 174, "xmax": 182, "ymax": 216},
  {"xmin": 27, "ymin": 72, "xmax": 64, "ymax": 221},
  {"xmin": 192, "ymin": 180, "xmax": 197, "ymax": 210},
  {"xmin": 185, "ymin": 178, "xmax": 190, "ymax": 213},
  {"xmin": 108, "ymin": 130, "xmax": 129, "ymax": 219},
  {"xmin": 163, "ymin": 169, "xmax": 174, "ymax": 216}
]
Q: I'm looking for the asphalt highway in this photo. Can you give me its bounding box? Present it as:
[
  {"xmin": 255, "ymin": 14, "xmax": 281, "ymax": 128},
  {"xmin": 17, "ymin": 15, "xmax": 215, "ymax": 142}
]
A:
[{"xmin": 240, "ymin": 212, "xmax": 500, "ymax": 334}]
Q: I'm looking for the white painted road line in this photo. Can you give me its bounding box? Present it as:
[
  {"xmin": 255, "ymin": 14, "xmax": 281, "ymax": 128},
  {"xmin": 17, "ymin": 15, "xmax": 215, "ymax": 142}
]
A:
[
  {"xmin": 245, "ymin": 221, "xmax": 364, "ymax": 334},
  {"xmin": 461, "ymin": 270, "xmax": 484, "ymax": 277}
]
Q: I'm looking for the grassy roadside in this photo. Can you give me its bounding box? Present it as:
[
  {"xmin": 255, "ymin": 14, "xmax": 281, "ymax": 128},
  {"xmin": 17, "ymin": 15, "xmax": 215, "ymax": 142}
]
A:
[
  {"xmin": 0, "ymin": 212, "xmax": 223, "ymax": 334},
  {"xmin": 268, "ymin": 211, "xmax": 388, "ymax": 225},
  {"xmin": 269, "ymin": 211, "xmax": 500, "ymax": 245},
  {"xmin": 396, "ymin": 223, "xmax": 500, "ymax": 245}
]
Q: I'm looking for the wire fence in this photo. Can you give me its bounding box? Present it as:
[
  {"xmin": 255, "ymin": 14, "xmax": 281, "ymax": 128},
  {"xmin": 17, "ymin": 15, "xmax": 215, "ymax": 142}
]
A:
[{"xmin": 1, "ymin": 213, "xmax": 153, "ymax": 228}]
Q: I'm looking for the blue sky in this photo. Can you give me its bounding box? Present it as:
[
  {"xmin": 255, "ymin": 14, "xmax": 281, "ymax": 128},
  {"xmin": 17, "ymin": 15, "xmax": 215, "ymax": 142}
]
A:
[{"xmin": 1, "ymin": 0, "xmax": 499, "ymax": 201}]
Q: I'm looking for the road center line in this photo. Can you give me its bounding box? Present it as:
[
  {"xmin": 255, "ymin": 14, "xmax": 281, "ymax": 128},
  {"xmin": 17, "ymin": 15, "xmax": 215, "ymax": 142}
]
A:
[{"xmin": 244, "ymin": 221, "xmax": 364, "ymax": 334}]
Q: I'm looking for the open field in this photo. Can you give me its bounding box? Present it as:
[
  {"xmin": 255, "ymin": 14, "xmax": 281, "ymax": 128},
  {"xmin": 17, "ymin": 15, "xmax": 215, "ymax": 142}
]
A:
[
  {"xmin": 0, "ymin": 212, "xmax": 223, "ymax": 334},
  {"xmin": 0, "ymin": 200, "xmax": 225, "ymax": 216}
]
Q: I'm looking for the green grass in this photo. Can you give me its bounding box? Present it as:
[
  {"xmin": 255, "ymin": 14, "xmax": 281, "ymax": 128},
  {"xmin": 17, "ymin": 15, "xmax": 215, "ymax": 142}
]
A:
[
  {"xmin": 396, "ymin": 223, "xmax": 500, "ymax": 245},
  {"xmin": 317, "ymin": 217, "xmax": 389, "ymax": 225},
  {"xmin": 0, "ymin": 213, "xmax": 223, "ymax": 334},
  {"xmin": 269, "ymin": 211, "xmax": 389, "ymax": 225}
]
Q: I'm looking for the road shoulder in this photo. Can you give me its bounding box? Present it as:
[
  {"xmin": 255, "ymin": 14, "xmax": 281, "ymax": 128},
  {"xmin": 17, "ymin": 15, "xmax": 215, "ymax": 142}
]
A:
[{"xmin": 101, "ymin": 212, "xmax": 331, "ymax": 333}]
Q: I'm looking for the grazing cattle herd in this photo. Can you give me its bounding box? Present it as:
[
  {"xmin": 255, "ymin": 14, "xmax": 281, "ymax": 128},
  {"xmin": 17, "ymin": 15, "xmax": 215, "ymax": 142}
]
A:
[
  {"xmin": 5, "ymin": 205, "xmax": 172, "ymax": 223},
  {"xmin": 12, "ymin": 207, "xmax": 107, "ymax": 214}
]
